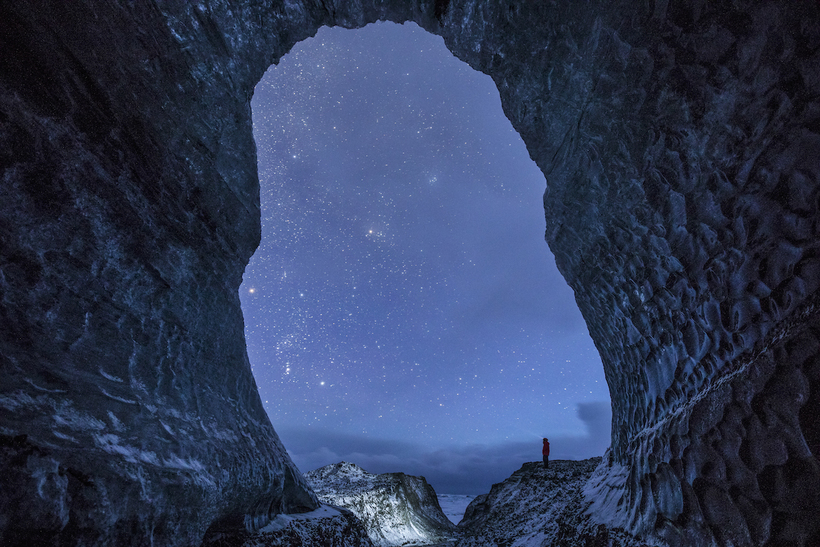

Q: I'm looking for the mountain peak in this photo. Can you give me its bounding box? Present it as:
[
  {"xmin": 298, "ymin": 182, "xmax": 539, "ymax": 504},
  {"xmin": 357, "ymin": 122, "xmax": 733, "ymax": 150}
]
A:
[{"xmin": 305, "ymin": 462, "xmax": 456, "ymax": 547}]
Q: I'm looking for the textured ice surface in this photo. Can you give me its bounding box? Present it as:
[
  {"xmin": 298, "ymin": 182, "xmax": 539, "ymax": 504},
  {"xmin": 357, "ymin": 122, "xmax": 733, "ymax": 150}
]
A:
[{"xmin": 2, "ymin": 0, "xmax": 819, "ymax": 545}]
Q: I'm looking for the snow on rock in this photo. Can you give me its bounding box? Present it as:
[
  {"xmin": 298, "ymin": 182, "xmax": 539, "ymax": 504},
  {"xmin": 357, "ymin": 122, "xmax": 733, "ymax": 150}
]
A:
[
  {"xmin": 456, "ymin": 459, "xmax": 649, "ymax": 547},
  {"xmin": 305, "ymin": 462, "xmax": 457, "ymax": 547},
  {"xmin": 203, "ymin": 504, "xmax": 373, "ymax": 547}
]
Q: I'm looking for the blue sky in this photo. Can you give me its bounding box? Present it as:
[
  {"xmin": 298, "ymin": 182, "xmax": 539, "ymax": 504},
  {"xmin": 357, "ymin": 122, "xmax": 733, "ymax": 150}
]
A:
[{"xmin": 241, "ymin": 21, "xmax": 611, "ymax": 494}]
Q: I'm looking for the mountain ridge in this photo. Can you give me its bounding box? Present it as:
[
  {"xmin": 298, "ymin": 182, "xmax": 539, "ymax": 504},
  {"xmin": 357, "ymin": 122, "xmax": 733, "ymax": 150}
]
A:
[{"xmin": 305, "ymin": 462, "xmax": 457, "ymax": 547}]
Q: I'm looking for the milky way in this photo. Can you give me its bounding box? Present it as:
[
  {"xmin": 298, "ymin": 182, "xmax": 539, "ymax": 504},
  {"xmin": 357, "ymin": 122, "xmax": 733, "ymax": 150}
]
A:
[{"xmin": 240, "ymin": 21, "xmax": 610, "ymax": 491}]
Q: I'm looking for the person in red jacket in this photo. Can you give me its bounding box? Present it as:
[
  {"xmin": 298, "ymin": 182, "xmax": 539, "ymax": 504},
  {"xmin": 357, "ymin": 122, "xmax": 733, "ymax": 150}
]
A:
[{"xmin": 542, "ymin": 438, "xmax": 550, "ymax": 469}]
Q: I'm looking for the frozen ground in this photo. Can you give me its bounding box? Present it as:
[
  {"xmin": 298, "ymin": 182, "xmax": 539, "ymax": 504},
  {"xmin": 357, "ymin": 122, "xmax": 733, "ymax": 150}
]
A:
[{"xmin": 436, "ymin": 494, "xmax": 476, "ymax": 525}]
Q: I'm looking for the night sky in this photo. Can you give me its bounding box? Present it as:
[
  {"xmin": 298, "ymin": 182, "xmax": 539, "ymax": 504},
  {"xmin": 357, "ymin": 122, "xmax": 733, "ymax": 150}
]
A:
[{"xmin": 241, "ymin": 21, "xmax": 611, "ymax": 494}]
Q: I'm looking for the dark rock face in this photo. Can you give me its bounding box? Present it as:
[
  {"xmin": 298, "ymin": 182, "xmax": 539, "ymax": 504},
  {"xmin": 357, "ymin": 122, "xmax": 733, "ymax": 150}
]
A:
[
  {"xmin": 305, "ymin": 462, "xmax": 456, "ymax": 547},
  {"xmin": 457, "ymin": 459, "xmax": 640, "ymax": 547},
  {"xmin": 2, "ymin": 0, "xmax": 819, "ymax": 545}
]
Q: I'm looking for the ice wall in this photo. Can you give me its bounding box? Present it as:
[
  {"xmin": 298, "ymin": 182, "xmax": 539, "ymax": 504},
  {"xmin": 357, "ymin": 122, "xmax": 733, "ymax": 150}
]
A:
[{"xmin": 1, "ymin": 0, "xmax": 818, "ymax": 545}]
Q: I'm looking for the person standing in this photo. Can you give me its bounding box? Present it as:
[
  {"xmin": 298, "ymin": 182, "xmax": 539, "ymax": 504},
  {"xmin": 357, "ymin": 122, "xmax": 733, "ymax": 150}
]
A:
[{"xmin": 542, "ymin": 438, "xmax": 550, "ymax": 469}]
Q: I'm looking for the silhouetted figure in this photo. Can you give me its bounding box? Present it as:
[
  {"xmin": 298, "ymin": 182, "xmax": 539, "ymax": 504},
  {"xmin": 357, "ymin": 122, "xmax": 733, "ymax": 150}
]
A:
[{"xmin": 542, "ymin": 438, "xmax": 550, "ymax": 469}]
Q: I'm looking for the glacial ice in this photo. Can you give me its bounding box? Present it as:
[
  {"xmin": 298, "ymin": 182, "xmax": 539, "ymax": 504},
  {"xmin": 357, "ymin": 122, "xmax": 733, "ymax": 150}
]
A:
[{"xmin": 1, "ymin": 0, "xmax": 819, "ymax": 545}]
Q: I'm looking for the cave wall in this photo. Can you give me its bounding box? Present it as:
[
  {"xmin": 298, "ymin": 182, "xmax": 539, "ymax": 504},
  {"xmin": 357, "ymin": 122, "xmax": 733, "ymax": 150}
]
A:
[
  {"xmin": 0, "ymin": 1, "xmax": 323, "ymax": 544},
  {"xmin": 1, "ymin": 0, "xmax": 819, "ymax": 545},
  {"xmin": 470, "ymin": 2, "xmax": 820, "ymax": 544}
]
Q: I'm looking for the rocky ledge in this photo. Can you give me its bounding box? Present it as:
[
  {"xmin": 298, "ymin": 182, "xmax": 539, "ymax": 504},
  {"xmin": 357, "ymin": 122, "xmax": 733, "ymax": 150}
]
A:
[{"xmin": 457, "ymin": 458, "xmax": 646, "ymax": 547}]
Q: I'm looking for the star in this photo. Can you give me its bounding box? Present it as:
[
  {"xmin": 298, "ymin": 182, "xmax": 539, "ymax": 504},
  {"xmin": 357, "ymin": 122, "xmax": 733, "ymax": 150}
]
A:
[{"xmin": 239, "ymin": 21, "xmax": 610, "ymax": 492}]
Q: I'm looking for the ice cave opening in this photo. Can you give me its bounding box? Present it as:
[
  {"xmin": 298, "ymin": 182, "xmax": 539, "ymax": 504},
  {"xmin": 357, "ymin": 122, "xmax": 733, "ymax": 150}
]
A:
[
  {"xmin": 6, "ymin": 2, "xmax": 820, "ymax": 545},
  {"xmin": 240, "ymin": 21, "xmax": 612, "ymax": 484}
]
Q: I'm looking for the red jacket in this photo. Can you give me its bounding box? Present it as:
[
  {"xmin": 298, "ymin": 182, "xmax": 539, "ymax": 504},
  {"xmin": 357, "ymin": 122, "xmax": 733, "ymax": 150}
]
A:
[{"xmin": 542, "ymin": 440, "xmax": 550, "ymax": 456}]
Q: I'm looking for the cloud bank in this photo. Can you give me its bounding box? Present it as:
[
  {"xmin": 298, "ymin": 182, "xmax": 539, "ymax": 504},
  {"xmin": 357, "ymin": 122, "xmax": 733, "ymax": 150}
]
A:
[{"xmin": 277, "ymin": 401, "xmax": 611, "ymax": 495}]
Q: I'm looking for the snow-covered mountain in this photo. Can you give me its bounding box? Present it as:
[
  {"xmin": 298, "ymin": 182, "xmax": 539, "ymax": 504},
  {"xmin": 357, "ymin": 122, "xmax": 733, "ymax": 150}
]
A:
[
  {"xmin": 456, "ymin": 458, "xmax": 648, "ymax": 547},
  {"xmin": 305, "ymin": 462, "xmax": 457, "ymax": 547}
]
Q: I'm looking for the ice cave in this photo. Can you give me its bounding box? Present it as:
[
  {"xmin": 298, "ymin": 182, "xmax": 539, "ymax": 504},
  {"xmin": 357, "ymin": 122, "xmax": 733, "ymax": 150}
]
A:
[{"xmin": 1, "ymin": 0, "xmax": 819, "ymax": 545}]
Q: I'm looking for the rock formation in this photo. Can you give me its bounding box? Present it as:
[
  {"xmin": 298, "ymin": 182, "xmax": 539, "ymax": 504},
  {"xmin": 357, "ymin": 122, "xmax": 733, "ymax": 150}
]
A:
[
  {"xmin": 305, "ymin": 462, "xmax": 456, "ymax": 547},
  {"xmin": 1, "ymin": 0, "xmax": 819, "ymax": 545},
  {"xmin": 203, "ymin": 504, "xmax": 374, "ymax": 547},
  {"xmin": 457, "ymin": 459, "xmax": 640, "ymax": 547}
]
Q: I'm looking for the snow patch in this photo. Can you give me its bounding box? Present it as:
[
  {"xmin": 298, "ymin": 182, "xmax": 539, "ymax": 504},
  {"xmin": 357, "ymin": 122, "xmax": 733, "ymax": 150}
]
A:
[
  {"xmin": 583, "ymin": 451, "xmax": 631, "ymax": 530},
  {"xmin": 100, "ymin": 389, "xmax": 138, "ymax": 405},
  {"xmin": 258, "ymin": 504, "xmax": 343, "ymax": 533},
  {"xmin": 98, "ymin": 368, "xmax": 124, "ymax": 383},
  {"xmin": 94, "ymin": 433, "xmax": 159, "ymax": 465}
]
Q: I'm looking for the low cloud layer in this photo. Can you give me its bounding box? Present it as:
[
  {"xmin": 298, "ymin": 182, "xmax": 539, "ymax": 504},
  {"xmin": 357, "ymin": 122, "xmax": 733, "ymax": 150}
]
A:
[{"xmin": 278, "ymin": 401, "xmax": 611, "ymax": 495}]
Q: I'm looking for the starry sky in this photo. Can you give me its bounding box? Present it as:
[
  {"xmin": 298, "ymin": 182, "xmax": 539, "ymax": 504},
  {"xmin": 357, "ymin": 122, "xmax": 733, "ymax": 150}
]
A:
[{"xmin": 241, "ymin": 21, "xmax": 611, "ymax": 494}]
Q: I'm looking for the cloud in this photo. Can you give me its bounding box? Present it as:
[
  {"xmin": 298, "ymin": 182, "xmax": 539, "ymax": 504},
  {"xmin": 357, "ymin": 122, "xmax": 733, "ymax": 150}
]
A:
[{"xmin": 277, "ymin": 402, "xmax": 611, "ymax": 495}]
